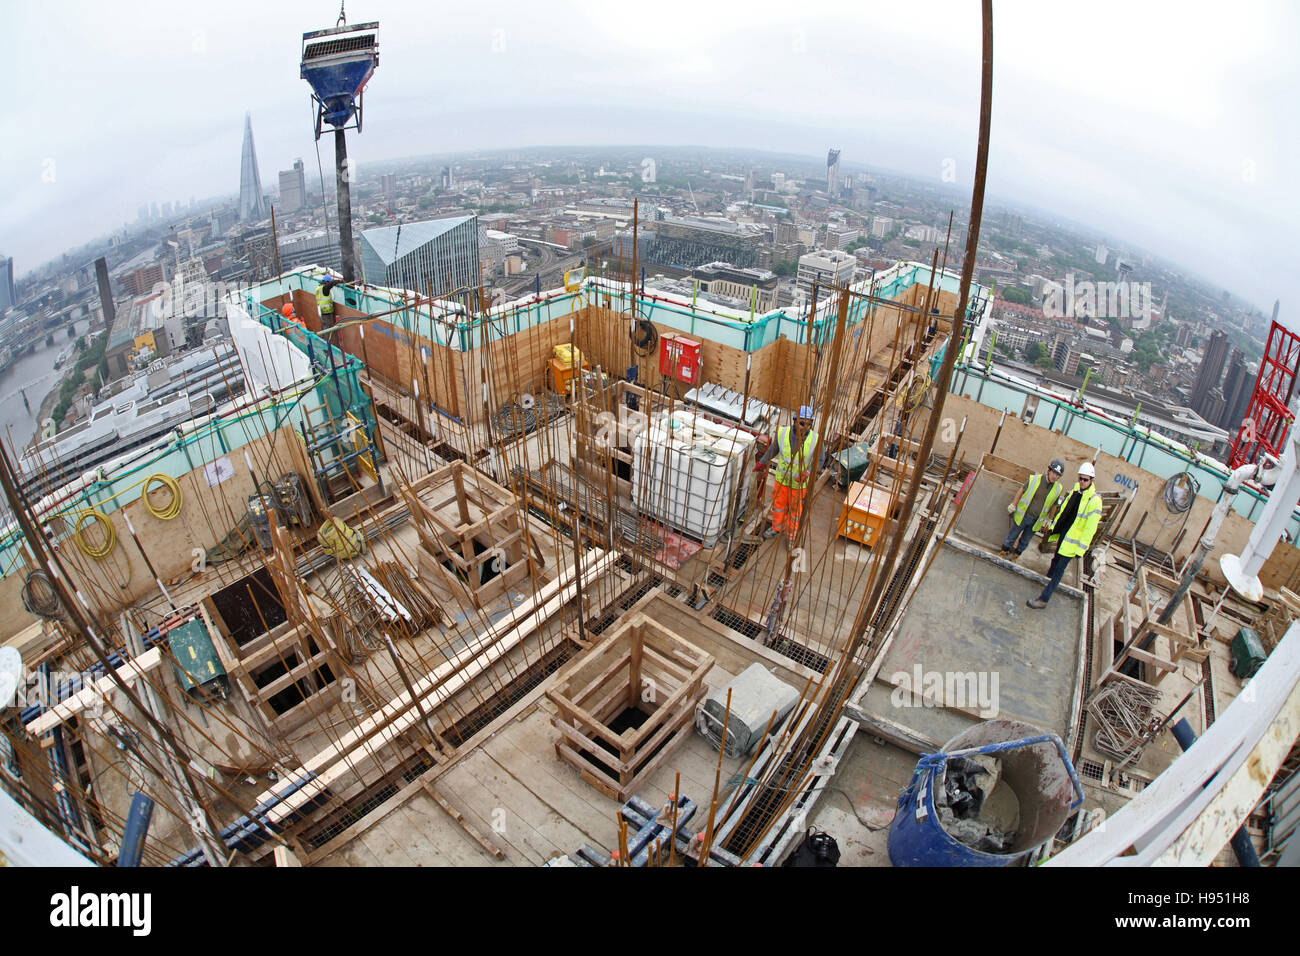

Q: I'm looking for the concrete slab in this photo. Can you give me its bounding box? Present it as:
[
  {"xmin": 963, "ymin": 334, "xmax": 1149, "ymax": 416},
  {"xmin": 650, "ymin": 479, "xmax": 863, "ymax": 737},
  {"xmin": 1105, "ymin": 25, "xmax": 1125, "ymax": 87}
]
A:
[
  {"xmin": 854, "ymin": 540, "xmax": 1084, "ymax": 750},
  {"xmin": 807, "ymin": 732, "xmax": 919, "ymax": 867},
  {"xmin": 957, "ymin": 469, "xmax": 1021, "ymax": 549}
]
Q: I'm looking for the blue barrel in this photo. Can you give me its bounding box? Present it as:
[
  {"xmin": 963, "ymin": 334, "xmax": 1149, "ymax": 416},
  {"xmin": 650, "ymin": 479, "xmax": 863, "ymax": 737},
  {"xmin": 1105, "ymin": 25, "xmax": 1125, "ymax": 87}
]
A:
[{"xmin": 888, "ymin": 720, "xmax": 1083, "ymax": 867}]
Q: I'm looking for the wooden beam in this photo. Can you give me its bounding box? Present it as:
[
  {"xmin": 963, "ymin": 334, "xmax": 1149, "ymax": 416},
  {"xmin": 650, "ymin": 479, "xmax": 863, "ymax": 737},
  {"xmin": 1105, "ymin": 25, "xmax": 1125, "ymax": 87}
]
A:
[{"xmin": 26, "ymin": 648, "xmax": 164, "ymax": 735}]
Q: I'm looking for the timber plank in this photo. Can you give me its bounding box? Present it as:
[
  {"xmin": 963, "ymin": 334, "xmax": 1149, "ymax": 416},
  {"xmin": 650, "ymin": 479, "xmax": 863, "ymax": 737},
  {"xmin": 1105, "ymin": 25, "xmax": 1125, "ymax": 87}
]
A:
[
  {"xmin": 383, "ymin": 799, "xmax": 485, "ymax": 866},
  {"xmin": 355, "ymin": 818, "xmax": 420, "ymax": 867},
  {"xmin": 483, "ymin": 730, "xmax": 616, "ymax": 852},
  {"xmin": 435, "ymin": 764, "xmax": 542, "ymax": 864},
  {"xmin": 438, "ymin": 750, "xmax": 564, "ymax": 864}
]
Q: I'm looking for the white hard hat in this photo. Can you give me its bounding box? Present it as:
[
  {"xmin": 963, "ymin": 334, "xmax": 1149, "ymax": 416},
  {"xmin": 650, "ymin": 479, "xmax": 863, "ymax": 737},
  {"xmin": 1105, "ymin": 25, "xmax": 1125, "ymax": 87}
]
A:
[{"xmin": 1078, "ymin": 461, "xmax": 1096, "ymax": 478}]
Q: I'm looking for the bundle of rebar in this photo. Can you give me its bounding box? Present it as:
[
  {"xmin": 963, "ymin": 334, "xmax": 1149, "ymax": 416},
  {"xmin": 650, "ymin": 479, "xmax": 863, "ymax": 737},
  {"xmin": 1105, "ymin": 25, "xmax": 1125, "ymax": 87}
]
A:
[
  {"xmin": 370, "ymin": 560, "xmax": 443, "ymax": 631},
  {"xmin": 1088, "ymin": 678, "xmax": 1163, "ymax": 760},
  {"xmin": 493, "ymin": 393, "xmax": 566, "ymax": 441}
]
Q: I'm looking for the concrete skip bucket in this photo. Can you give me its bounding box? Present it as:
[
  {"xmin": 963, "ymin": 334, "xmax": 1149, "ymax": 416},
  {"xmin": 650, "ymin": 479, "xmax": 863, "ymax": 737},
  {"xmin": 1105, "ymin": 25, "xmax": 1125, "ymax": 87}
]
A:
[{"xmin": 888, "ymin": 720, "xmax": 1083, "ymax": 866}]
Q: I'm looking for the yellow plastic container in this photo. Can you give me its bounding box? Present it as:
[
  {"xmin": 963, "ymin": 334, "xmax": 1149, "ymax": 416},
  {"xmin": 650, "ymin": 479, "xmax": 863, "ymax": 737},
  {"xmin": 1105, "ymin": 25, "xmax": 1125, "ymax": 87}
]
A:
[{"xmin": 553, "ymin": 344, "xmax": 583, "ymax": 367}]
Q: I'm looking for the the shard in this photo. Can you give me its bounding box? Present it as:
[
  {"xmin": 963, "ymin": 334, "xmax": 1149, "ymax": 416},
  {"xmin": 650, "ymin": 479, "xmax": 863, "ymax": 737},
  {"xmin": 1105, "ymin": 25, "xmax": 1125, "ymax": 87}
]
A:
[{"xmin": 238, "ymin": 112, "xmax": 268, "ymax": 223}]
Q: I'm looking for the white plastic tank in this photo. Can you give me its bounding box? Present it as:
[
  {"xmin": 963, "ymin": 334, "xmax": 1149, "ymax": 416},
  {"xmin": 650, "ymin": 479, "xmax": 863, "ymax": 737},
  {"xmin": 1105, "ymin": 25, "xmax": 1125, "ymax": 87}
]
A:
[{"xmin": 633, "ymin": 410, "xmax": 756, "ymax": 546}]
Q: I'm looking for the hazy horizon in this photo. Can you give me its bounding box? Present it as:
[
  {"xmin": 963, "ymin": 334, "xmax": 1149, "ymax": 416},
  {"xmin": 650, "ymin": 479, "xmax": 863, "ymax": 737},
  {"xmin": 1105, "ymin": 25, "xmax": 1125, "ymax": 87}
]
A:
[{"xmin": 2, "ymin": 1, "xmax": 1294, "ymax": 314}]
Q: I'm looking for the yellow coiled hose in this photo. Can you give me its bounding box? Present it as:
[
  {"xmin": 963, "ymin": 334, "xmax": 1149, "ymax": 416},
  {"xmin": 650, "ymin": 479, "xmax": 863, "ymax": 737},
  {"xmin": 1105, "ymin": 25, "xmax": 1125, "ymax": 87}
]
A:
[
  {"xmin": 73, "ymin": 510, "xmax": 116, "ymax": 560},
  {"xmin": 141, "ymin": 473, "xmax": 182, "ymax": 520}
]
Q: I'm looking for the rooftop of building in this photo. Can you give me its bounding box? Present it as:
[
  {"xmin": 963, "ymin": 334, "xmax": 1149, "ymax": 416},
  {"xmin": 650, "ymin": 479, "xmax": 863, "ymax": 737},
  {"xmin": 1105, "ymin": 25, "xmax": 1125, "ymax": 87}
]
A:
[
  {"xmin": 692, "ymin": 261, "xmax": 777, "ymax": 282},
  {"xmin": 658, "ymin": 215, "xmax": 761, "ymax": 236}
]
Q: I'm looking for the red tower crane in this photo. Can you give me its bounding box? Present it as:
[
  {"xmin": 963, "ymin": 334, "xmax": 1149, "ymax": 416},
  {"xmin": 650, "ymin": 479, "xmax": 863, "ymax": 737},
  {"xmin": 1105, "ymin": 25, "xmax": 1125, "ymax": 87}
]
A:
[{"xmin": 1228, "ymin": 319, "xmax": 1300, "ymax": 468}]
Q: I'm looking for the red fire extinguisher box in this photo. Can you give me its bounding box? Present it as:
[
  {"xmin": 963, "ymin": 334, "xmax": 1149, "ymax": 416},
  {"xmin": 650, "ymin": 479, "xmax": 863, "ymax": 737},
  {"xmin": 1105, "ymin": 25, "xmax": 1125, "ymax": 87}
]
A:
[{"xmin": 660, "ymin": 332, "xmax": 702, "ymax": 385}]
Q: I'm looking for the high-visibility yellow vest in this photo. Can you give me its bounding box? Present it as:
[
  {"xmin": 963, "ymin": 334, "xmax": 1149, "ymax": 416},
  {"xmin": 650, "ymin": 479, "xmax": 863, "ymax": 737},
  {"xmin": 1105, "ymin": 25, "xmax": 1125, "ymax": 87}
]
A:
[
  {"xmin": 1011, "ymin": 473, "xmax": 1063, "ymax": 532},
  {"xmin": 1054, "ymin": 484, "xmax": 1102, "ymax": 558},
  {"xmin": 771, "ymin": 426, "xmax": 818, "ymax": 491},
  {"xmin": 316, "ymin": 288, "xmax": 334, "ymax": 316}
]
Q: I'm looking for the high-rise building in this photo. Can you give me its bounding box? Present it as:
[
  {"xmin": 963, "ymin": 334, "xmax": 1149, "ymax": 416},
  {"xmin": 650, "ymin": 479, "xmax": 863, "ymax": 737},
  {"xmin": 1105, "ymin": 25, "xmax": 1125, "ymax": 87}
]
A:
[
  {"xmin": 238, "ymin": 113, "xmax": 268, "ymax": 223},
  {"xmin": 1191, "ymin": 330, "xmax": 1230, "ymax": 417},
  {"xmin": 359, "ymin": 216, "xmax": 480, "ymax": 297},
  {"xmin": 826, "ymin": 148, "xmax": 841, "ymax": 198},
  {"xmin": 279, "ymin": 159, "xmax": 307, "ymax": 214},
  {"xmin": 1219, "ymin": 349, "xmax": 1255, "ymax": 431},
  {"xmin": 381, "ymin": 173, "xmax": 397, "ymax": 199},
  {"xmin": 824, "ymin": 224, "xmax": 859, "ymax": 250},
  {"xmin": 0, "ymin": 255, "xmax": 15, "ymax": 311},
  {"xmin": 797, "ymin": 248, "xmax": 855, "ymax": 297}
]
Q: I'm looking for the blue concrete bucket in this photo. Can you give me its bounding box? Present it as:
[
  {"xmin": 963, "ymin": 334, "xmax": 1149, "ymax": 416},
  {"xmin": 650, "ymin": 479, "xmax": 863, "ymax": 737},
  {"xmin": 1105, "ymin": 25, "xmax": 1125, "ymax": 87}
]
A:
[{"xmin": 888, "ymin": 719, "xmax": 1083, "ymax": 867}]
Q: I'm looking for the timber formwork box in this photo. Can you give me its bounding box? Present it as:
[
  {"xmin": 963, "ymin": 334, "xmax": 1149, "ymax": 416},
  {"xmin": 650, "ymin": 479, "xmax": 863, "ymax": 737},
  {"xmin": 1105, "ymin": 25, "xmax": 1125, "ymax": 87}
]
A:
[
  {"xmin": 547, "ymin": 614, "xmax": 713, "ymax": 802},
  {"xmin": 398, "ymin": 461, "xmax": 537, "ymax": 610}
]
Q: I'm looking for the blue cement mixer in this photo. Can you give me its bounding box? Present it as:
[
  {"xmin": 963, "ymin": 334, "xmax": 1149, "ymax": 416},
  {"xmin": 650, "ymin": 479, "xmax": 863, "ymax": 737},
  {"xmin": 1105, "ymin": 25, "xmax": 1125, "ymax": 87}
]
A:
[{"xmin": 889, "ymin": 720, "xmax": 1084, "ymax": 866}]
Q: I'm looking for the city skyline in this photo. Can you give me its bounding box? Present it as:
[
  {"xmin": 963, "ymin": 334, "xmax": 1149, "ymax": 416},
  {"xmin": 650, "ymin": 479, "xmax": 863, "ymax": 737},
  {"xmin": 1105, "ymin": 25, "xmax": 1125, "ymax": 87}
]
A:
[{"xmin": 1, "ymin": 1, "xmax": 1295, "ymax": 314}]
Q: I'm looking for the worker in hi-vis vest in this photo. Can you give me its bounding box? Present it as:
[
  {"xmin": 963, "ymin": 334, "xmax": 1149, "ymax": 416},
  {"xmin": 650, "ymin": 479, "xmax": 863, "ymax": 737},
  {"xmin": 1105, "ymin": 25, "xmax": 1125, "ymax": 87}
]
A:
[
  {"xmin": 1026, "ymin": 460, "xmax": 1102, "ymax": 609},
  {"xmin": 316, "ymin": 278, "xmax": 338, "ymax": 326},
  {"xmin": 999, "ymin": 457, "xmax": 1064, "ymax": 559},
  {"xmin": 757, "ymin": 406, "xmax": 822, "ymax": 544}
]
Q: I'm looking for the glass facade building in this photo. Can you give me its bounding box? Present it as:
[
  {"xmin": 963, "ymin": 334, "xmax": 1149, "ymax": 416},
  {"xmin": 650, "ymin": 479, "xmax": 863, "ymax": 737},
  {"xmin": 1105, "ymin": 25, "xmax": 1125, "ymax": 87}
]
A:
[{"xmin": 359, "ymin": 216, "xmax": 480, "ymax": 299}]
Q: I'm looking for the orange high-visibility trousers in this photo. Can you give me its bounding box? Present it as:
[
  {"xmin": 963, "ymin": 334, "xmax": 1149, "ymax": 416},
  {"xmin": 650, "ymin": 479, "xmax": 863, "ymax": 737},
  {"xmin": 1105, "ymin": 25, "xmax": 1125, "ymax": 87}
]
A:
[{"xmin": 771, "ymin": 481, "xmax": 806, "ymax": 540}]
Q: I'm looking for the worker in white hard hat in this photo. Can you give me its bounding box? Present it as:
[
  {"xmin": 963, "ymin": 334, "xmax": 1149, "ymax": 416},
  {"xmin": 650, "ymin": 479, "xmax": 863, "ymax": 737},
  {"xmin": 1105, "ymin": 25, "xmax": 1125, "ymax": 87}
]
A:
[
  {"xmin": 1000, "ymin": 458, "xmax": 1064, "ymax": 559},
  {"xmin": 1027, "ymin": 460, "xmax": 1103, "ymax": 609},
  {"xmin": 757, "ymin": 405, "xmax": 822, "ymax": 545}
]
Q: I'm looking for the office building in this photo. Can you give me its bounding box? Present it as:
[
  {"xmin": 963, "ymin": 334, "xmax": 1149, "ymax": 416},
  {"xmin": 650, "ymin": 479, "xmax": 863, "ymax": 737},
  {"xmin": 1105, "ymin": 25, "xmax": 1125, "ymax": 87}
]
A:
[
  {"xmin": 0, "ymin": 256, "xmax": 15, "ymax": 311},
  {"xmin": 278, "ymin": 159, "xmax": 307, "ymax": 214},
  {"xmin": 690, "ymin": 262, "xmax": 778, "ymax": 312},
  {"xmin": 796, "ymin": 249, "xmax": 856, "ymax": 297},
  {"xmin": 359, "ymin": 215, "xmax": 480, "ymax": 298}
]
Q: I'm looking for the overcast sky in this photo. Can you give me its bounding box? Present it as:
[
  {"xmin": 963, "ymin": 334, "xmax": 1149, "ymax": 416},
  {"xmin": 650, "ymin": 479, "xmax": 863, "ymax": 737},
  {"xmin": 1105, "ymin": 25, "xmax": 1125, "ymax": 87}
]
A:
[{"xmin": 1, "ymin": 1, "xmax": 1295, "ymax": 313}]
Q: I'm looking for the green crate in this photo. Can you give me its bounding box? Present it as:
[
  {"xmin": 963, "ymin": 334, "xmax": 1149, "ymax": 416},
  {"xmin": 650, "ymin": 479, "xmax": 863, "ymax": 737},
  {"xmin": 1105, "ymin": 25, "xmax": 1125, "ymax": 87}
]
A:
[
  {"xmin": 167, "ymin": 619, "xmax": 230, "ymax": 701},
  {"xmin": 831, "ymin": 441, "xmax": 873, "ymax": 488},
  {"xmin": 1230, "ymin": 626, "xmax": 1266, "ymax": 680}
]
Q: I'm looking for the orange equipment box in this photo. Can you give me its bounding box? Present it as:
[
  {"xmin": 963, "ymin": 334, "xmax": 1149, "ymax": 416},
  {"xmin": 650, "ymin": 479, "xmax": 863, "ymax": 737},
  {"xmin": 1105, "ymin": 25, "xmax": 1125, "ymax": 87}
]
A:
[
  {"xmin": 837, "ymin": 479, "xmax": 893, "ymax": 547},
  {"xmin": 549, "ymin": 357, "xmax": 588, "ymax": 396}
]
